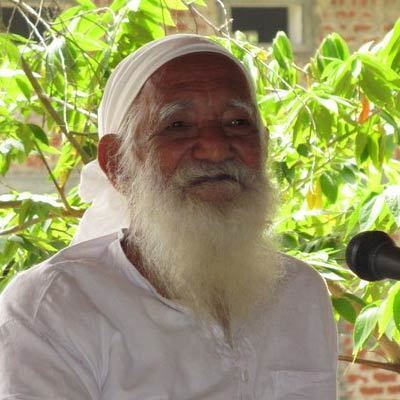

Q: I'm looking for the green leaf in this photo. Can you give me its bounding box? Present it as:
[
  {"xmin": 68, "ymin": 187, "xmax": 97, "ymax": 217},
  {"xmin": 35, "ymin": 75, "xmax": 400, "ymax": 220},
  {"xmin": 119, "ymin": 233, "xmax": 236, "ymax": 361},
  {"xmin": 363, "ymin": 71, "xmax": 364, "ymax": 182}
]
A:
[
  {"xmin": 367, "ymin": 133, "xmax": 381, "ymax": 169},
  {"xmin": 18, "ymin": 199, "xmax": 34, "ymax": 225},
  {"xmin": 15, "ymin": 77, "xmax": 32, "ymax": 100},
  {"xmin": 332, "ymin": 297, "xmax": 356, "ymax": 323},
  {"xmin": 110, "ymin": 0, "xmax": 128, "ymax": 11},
  {"xmin": 292, "ymin": 106, "xmax": 311, "ymax": 146},
  {"xmin": 0, "ymin": 35, "xmax": 20, "ymax": 63},
  {"xmin": 163, "ymin": 0, "xmax": 188, "ymax": 10},
  {"xmin": 355, "ymin": 132, "xmax": 368, "ymax": 164},
  {"xmin": 378, "ymin": 282, "xmax": 400, "ymax": 337},
  {"xmin": 373, "ymin": 20, "xmax": 400, "ymax": 69},
  {"xmin": 393, "ymin": 288, "xmax": 400, "ymax": 334},
  {"xmin": 332, "ymin": 58, "xmax": 354, "ymax": 96},
  {"xmin": 313, "ymin": 104, "xmax": 333, "ymax": 141},
  {"xmin": 68, "ymin": 32, "xmax": 108, "ymax": 51},
  {"xmin": 27, "ymin": 124, "xmax": 49, "ymax": 145},
  {"xmin": 384, "ymin": 186, "xmax": 400, "ymax": 226},
  {"xmin": 52, "ymin": 6, "xmax": 82, "ymax": 28},
  {"xmin": 272, "ymin": 31, "xmax": 293, "ymax": 65},
  {"xmin": 320, "ymin": 172, "xmax": 338, "ymax": 203},
  {"xmin": 341, "ymin": 165, "xmax": 357, "ymax": 184},
  {"xmin": 296, "ymin": 144, "xmax": 308, "ymax": 157},
  {"xmin": 75, "ymin": 0, "xmax": 96, "ymax": 9},
  {"xmin": 360, "ymin": 194, "xmax": 385, "ymax": 230},
  {"xmin": 353, "ymin": 303, "xmax": 380, "ymax": 355}
]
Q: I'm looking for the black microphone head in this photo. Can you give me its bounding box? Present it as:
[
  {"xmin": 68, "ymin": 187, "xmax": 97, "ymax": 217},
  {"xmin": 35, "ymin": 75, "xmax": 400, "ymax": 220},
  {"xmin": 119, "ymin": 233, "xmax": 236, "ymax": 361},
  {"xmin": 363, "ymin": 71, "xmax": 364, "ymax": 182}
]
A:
[{"xmin": 346, "ymin": 231, "xmax": 395, "ymax": 281}]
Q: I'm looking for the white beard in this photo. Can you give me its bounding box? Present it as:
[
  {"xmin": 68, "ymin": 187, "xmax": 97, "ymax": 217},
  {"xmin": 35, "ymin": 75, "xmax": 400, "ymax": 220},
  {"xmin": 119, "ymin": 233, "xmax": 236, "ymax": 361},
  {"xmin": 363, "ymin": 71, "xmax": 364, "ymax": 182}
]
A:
[{"xmin": 118, "ymin": 154, "xmax": 284, "ymax": 332}]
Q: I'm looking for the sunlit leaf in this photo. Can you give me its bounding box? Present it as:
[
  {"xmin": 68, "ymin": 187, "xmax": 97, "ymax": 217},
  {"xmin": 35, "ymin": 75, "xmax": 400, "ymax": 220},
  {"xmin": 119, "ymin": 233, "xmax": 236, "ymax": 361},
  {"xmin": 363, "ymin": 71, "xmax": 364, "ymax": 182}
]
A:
[
  {"xmin": 332, "ymin": 297, "xmax": 357, "ymax": 323},
  {"xmin": 353, "ymin": 304, "xmax": 380, "ymax": 355},
  {"xmin": 320, "ymin": 172, "xmax": 338, "ymax": 203}
]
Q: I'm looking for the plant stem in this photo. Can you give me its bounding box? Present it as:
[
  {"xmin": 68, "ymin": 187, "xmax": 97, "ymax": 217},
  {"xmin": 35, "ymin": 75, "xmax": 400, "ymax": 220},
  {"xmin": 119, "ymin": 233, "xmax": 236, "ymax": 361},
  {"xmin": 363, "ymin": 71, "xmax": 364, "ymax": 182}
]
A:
[
  {"xmin": 339, "ymin": 354, "xmax": 400, "ymax": 373},
  {"xmin": 0, "ymin": 201, "xmax": 23, "ymax": 209},
  {"xmin": 20, "ymin": 57, "xmax": 91, "ymax": 164},
  {"xmin": 33, "ymin": 140, "xmax": 70, "ymax": 210},
  {"xmin": 0, "ymin": 208, "xmax": 84, "ymax": 236}
]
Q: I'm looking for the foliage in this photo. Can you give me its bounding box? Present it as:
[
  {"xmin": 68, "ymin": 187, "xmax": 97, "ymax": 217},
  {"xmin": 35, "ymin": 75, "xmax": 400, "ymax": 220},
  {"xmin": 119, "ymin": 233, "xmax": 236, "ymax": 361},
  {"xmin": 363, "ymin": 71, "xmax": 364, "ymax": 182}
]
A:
[
  {"xmin": 2, "ymin": 0, "xmax": 400, "ymax": 368},
  {"xmin": 217, "ymin": 25, "xmax": 400, "ymax": 365}
]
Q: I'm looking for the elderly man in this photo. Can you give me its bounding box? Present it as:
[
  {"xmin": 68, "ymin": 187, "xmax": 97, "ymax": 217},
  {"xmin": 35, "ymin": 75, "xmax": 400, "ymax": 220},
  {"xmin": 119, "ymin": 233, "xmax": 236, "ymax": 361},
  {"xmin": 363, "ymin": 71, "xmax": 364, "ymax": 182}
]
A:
[{"xmin": 0, "ymin": 34, "xmax": 337, "ymax": 399}]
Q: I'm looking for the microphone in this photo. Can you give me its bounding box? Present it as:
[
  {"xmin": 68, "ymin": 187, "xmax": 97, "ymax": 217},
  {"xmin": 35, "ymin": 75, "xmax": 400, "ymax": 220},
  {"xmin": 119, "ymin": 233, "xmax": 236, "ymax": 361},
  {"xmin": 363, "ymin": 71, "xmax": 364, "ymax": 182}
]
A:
[{"xmin": 346, "ymin": 231, "xmax": 400, "ymax": 281}]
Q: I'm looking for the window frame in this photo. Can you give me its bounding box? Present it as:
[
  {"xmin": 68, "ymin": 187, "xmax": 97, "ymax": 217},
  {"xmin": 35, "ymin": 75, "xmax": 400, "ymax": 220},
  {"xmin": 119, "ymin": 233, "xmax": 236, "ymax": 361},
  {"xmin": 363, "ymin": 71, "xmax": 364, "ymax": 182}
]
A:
[{"xmin": 220, "ymin": 0, "xmax": 314, "ymax": 52}]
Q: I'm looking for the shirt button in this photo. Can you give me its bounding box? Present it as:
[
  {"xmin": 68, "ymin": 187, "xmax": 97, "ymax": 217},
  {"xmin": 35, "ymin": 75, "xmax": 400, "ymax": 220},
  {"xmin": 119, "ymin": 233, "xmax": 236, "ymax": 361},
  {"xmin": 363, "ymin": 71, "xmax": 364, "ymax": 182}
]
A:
[{"xmin": 241, "ymin": 369, "xmax": 249, "ymax": 382}]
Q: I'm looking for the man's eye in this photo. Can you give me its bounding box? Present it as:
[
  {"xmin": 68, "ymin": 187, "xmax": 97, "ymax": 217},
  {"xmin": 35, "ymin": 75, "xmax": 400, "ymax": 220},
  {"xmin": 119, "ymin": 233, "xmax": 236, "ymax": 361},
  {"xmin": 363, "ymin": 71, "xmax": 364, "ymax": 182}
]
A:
[
  {"xmin": 229, "ymin": 119, "xmax": 249, "ymax": 127},
  {"xmin": 168, "ymin": 121, "xmax": 188, "ymax": 128}
]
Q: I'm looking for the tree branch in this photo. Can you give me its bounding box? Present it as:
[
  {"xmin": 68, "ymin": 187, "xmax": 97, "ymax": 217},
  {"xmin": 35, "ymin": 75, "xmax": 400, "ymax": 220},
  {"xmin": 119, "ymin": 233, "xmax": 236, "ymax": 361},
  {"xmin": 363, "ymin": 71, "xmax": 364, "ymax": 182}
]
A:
[
  {"xmin": 0, "ymin": 208, "xmax": 84, "ymax": 236},
  {"xmin": 20, "ymin": 57, "xmax": 91, "ymax": 164},
  {"xmin": 339, "ymin": 354, "xmax": 400, "ymax": 373},
  {"xmin": 48, "ymin": 96, "xmax": 97, "ymax": 121},
  {"xmin": 0, "ymin": 200, "xmax": 23, "ymax": 209},
  {"xmin": 33, "ymin": 140, "xmax": 70, "ymax": 210}
]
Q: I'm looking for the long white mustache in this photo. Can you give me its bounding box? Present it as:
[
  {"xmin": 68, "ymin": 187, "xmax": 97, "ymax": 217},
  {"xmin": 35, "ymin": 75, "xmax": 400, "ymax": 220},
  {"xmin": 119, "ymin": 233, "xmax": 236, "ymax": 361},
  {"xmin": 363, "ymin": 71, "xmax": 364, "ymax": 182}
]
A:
[{"xmin": 171, "ymin": 159, "xmax": 257, "ymax": 191}]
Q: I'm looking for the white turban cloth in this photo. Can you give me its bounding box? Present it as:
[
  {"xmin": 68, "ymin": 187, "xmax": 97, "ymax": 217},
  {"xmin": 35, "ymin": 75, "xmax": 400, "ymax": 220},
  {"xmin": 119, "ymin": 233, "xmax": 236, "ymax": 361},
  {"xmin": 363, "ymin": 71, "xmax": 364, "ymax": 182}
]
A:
[{"xmin": 73, "ymin": 34, "xmax": 255, "ymax": 244}]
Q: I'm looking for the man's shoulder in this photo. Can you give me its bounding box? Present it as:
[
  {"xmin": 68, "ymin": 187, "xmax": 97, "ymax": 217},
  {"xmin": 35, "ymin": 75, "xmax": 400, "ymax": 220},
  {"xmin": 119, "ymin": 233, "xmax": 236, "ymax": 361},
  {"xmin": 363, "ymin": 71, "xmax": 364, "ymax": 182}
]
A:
[
  {"xmin": 0, "ymin": 232, "xmax": 121, "ymax": 326},
  {"xmin": 278, "ymin": 253, "xmax": 330, "ymax": 298}
]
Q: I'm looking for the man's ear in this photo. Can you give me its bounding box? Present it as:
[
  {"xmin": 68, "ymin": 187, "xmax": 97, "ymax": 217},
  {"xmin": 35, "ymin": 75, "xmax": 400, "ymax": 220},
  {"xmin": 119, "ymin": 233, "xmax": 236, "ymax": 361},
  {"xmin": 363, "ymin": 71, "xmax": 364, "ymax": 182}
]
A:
[{"xmin": 98, "ymin": 134, "xmax": 120, "ymax": 186}]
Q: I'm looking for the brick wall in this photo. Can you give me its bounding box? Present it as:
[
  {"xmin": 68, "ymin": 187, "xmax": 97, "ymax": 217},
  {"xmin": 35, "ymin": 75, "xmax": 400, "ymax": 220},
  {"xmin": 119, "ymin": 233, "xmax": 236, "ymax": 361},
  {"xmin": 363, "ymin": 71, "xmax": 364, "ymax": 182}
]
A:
[
  {"xmin": 339, "ymin": 323, "xmax": 400, "ymax": 400},
  {"xmin": 315, "ymin": 0, "xmax": 399, "ymax": 50}
]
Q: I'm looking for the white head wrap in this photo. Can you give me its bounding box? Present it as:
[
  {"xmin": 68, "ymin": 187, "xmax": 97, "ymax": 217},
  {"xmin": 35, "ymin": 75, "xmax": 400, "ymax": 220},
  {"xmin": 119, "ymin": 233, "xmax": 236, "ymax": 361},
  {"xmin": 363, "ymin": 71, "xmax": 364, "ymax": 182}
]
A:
[{"xmin": 73, "ymin": 34, "xmax": 255, "ymax": 243}]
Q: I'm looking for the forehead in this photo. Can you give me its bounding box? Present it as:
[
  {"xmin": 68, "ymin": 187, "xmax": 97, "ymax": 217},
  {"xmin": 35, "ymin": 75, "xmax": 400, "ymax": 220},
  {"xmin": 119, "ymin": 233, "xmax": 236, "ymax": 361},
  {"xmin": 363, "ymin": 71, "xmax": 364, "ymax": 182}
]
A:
[{"xmin": 141, "ymin": 52, "xmax": 253, "ymax": 103}]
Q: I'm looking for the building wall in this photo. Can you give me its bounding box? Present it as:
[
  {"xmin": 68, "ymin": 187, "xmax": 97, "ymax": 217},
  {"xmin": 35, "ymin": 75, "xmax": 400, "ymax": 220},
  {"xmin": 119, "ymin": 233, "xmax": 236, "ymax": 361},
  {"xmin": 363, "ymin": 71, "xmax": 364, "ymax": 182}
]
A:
[
  {"xmin": 339, "ymin": 323, "xmax": 400, "ymax": 400},
  {"xmin": 316, "ymin": 0, "xmax": 399, "ymax": 51}
]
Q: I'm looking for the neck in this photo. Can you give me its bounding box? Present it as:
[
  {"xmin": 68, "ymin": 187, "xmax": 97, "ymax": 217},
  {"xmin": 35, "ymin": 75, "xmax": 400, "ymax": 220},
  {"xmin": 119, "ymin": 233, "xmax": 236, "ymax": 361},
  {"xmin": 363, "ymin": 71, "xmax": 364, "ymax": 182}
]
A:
[{"xmin": 121, "ymin": 237, "xmax": 171, "ymax": 299}]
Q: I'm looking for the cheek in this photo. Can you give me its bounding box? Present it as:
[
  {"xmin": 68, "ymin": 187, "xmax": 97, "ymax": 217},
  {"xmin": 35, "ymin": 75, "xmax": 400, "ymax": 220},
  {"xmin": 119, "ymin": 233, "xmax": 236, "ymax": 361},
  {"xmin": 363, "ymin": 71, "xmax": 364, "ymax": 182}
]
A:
[
  {"xmin": 153, "ymin": 140, "xmax": 194, "ymax": 176},
  {"xmin": 232, "ymin": 136, "xmax": 263, "ymax": 169}
]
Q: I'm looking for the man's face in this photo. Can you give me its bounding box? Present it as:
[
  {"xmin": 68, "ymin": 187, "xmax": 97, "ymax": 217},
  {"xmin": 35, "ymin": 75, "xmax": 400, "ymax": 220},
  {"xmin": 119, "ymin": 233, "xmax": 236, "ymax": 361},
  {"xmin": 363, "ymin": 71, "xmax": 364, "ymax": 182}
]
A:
[
  {"xmin": 114, "ymin": 52, "xmax": 281, "ymax": 324},
  {"xmin": 135, "ymin": 52, "xmax": 264, "ymax": 203}
]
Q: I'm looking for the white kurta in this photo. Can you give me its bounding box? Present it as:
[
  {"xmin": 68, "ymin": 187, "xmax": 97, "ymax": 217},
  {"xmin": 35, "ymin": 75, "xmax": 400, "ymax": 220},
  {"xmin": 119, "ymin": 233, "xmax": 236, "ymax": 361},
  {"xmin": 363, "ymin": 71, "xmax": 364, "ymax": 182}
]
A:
[{"xmin": 0, "ymin": 232, "xmax": 338, "ymax": 400}]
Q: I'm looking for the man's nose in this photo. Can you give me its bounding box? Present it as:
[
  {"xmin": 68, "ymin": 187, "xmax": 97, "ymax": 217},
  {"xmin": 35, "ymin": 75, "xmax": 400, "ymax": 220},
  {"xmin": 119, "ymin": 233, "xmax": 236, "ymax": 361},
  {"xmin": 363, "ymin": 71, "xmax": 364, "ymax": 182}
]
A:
[{"xmin": 191, "ymin": 125, "xmax": 234, "ymax": 163}]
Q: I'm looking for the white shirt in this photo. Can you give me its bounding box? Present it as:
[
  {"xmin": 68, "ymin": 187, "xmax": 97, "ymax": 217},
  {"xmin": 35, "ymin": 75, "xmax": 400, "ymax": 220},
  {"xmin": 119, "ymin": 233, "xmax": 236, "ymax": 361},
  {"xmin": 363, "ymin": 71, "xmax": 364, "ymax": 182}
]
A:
[{"xmin": 0, "ymin": 232, "xmax": 337, "ymax": 400}]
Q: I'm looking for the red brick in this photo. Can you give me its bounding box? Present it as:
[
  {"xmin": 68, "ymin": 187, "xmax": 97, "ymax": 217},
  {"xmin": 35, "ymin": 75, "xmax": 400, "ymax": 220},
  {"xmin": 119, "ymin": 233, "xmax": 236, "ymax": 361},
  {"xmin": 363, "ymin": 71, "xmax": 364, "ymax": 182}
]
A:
[
  {"xmin": 354, "ymin": 24, "xmax": 372, "ymax": 32},
  {"xmin": 343, "ymin": 36, "xmax": 356, "ymax": 43},
  {"xmin": 322, "ymin": 24, "xmax": 335, "ymax": 32},
  {"xmin": 346, "ymin": 373, "xmax": 368, "ymax": 383},
  {"xmin": 360, "ymin": 387, "xmax": 384, "ymax": 395},
  {"xmin": 26, "ymin": 156, "xmax": 42, "ymax": 167},
  {"xmin": 176, "ymin": 22, "xmax": 188, "ymax": 31},
  {"xmin": 388, "ymin": 385, "xmax": 400, "ymax": 394},
  {"xmin": 343, "ymin": 323, "xmax": 353, "ymax": 333},
  {"xmin": 338, "ymin": 10, "xmax": 356, "ymax": 18},
  {"xmin": 362, "ymin": 11, "xmax": 373, "ymax": 18},
  {"xmin": 373, "ymin": 372, "xmax": 397, "ymax": 382},
  {"xmin": 360, "ymin": 363, "xmax": 375, "ymax": 370},
  {"xmin": 342, "ymin": 336, "xmax": 352, "ymax": 348}
]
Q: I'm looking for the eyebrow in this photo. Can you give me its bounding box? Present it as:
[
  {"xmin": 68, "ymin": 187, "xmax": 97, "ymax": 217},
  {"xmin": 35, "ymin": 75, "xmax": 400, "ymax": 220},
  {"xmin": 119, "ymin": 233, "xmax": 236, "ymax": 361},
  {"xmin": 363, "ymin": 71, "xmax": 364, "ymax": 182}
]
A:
[
  {"xmin": 158, "ymin": 100, "xmax": 193, "ymax": 123},
  {"xmin": 225, "ymin": 99, "xmax": 255, "ymax": 117},
  {"xmin": 157, "ymin": 98, "xmax": 256, "ymax": 124}
]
